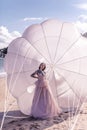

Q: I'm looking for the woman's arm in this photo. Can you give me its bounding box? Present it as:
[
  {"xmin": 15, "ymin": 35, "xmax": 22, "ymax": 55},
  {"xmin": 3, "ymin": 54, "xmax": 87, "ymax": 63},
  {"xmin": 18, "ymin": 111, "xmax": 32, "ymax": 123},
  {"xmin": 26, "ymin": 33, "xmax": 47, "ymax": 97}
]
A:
[{"xmin": 30, "ymin": 71, "xmax": 38, "ymax": 78}]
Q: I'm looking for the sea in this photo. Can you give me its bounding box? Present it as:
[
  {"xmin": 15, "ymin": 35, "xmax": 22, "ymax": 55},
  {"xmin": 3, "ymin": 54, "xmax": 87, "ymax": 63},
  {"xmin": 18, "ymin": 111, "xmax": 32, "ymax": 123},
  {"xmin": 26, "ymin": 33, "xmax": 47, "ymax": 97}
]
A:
[{"xmin": 0, "ymin": 58, "xmax": 6, "ymax": 77}]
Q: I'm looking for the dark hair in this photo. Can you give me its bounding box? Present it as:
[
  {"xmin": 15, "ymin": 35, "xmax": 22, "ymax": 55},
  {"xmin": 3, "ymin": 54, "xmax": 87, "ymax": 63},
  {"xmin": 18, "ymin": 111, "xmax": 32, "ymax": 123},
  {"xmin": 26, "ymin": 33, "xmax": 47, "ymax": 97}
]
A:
[{"xmin": 39, "ymin": 63, "xmax": 46, "ymax": 71}]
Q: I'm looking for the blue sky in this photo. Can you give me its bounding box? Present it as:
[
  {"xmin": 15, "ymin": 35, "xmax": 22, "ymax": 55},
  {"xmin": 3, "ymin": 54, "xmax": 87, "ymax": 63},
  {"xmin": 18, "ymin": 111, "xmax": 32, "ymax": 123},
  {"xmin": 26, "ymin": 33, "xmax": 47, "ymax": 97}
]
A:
[
  {"xmin": 0, "ymin": 0, "xmax": 87, "ymax": 33},
  {"xmin": 0, "ymin": 0, "xmax": 87, "ymax": 48}
]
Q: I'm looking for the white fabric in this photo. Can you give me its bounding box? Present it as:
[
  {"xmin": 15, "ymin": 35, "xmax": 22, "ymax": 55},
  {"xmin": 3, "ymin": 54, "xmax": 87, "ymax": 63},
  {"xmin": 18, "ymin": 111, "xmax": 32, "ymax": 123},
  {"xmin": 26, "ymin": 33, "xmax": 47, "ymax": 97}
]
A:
[{"xmin": 4, "ymin": 19, "xmax": 87, "ymax": 115}]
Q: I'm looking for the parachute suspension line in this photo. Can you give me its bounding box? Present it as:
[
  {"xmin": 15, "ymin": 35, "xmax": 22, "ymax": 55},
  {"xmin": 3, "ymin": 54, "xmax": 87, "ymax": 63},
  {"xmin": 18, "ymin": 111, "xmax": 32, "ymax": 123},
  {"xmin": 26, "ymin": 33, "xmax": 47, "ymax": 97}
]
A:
[
  {"xmin": 6, "ymin": 42, "xmax": 20, "ymax": 100},
  {"xmin": 0, "ymin": 77, "xmax": 8, "ymax": 130},
  {"xmin": 52, "ymin": 71, "xmax": 65, "ymax": 113},
  {"xmin": 46, "ymin": 67, "xmax": 52, "ymax": 80},
  {"xmin": 78, "ymin": 56, "xmax": 81, "ymax": 73},
  {"xmin": 7, "ymin": 70, "xmax": 34, "ymax": 75},
  {"xmin": 56, "ymin": 67, "xmax": 84, "ymax": 105},
  {"xmin": 57, "ymin": 72, "xmax": 81, "ymax": 125},
  {"xmin": 53, "ymin": 70, "xmax": 59, "ymax": 101},
  {"xmin": 52, "ymin": 71, "xmax": 68, "ymax": 127},
  {"xmin": 56, "ymin": 88, "xmax": 70, "ymax": 97},
  {"xmin": 69, "ymin": 98, "xmax": 87, "ymax": 130},
  {"xmin": 5, "ymin": 100, "xmax": 17, "ymax": 116},
  {"xmin": 56, "ymin": 67, "xmax": 86, "ymax": 117},
  {"xmin": 53, "ymin": 23, "xmax": 64, "ymax": 62},
  {"xmin": 4, "ymin": 99, "xmax": 29, "ymax": 119},
  {"xmin": 7, "ymin": 39, "xmax": 29, "ymax": 103},
  {"xmin": 57, "ymin": 71, "xmax": 83, "ymax": 104},
  {"xmin": 55, "ymin": 71, "xmax": 72, "ymax": 113},
  {"xmin": 8, "ymin": 51, "xmax": 43, "ymax": 65},
  {"xmin": 73, "ymin": 59, "xmax": 86, "ymax": 115},
  {"xmin": 55, "ymin": 70, "xmax": 75, "ymax": 112},
  {"xmin": 8, "ymin": 39, "xmax": 28, "ymax": 91},
  {"xmin": 6, "ymin": 42, "xmax": 32, "ymax": 110},
  {"xmin": 2, "ymin": 46, "xmax": 29, "ymax": 121},
  {"xmin": 23, "ymin": 37, "xmax": 50, "ymax": 64},
  {"xmin": 41, "ymin": 24, "xmax": 52, "ymax": 63},
  {"xmin": 58, "ymin": 67, "xmax": 87, "ymax": 77},
  {"xmin": 0, "ymin": 41, "xmax": 25, "ymax": 129},
  {"xmin": 72, "ymin": 81, "xmax": 77, "ymax": 114},
  {"xmin": 59, "ymin": 72, "xmax": 82, "ymax": 115},
  {"xmin": 55, "ymin": 35, "xmax": 82, "ymax": 65},
  {"xmin": 57, "ymin": 56, "xmax": 87, "ymax": 66},
  {"xmin": 70, "ymin": 95, "xmax": 87, "ymax": 130},
  {"xmin": 86, "ymin": 96, "xmax": 87, "ymax": 102},
  {"xmin": 70, "ymin": 104, "xmax": 83, "ymax": 130},
  {"xmin": 5, "ymin": 115, "xmax": 28, "ymax": 119},
  {"xmin": 46, "ymin": 64, "xmax": 53, "ymax": 79}
]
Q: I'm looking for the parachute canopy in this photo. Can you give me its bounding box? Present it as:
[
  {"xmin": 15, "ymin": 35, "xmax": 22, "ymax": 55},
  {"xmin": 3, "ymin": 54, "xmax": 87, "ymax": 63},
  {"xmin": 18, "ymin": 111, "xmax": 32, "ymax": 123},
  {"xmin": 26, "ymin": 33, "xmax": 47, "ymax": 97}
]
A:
[{"xmin": 4, "ymin": 19, "xmax": 87, "ymax": 115}]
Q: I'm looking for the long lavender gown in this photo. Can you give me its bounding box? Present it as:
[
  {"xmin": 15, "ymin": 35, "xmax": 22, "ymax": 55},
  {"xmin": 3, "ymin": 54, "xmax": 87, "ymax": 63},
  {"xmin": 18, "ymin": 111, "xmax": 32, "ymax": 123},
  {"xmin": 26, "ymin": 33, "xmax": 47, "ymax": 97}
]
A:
[{"xmin": 31, "ymin": 70, "xmax": 61, "ymax": 119}]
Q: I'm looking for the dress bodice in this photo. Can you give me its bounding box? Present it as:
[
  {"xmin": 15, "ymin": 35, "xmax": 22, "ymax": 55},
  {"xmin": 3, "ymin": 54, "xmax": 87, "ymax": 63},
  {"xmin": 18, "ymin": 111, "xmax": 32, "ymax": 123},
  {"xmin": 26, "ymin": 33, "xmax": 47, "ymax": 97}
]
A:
[
  {"xmin": 35, "ymin": 69, "xmax": 49, "ymax": 88},
  {"xmin": 37, "ymin": 70, "xmax": 46, "ymax": 81}
]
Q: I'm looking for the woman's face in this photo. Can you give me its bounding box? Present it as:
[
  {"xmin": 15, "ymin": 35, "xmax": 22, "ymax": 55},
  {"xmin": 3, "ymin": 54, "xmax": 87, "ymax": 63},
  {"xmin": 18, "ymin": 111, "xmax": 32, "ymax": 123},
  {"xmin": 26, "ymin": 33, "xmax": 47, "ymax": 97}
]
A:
[{"xmin": 39, "ymin": 63, "xmax": 45, "ymax": 70}]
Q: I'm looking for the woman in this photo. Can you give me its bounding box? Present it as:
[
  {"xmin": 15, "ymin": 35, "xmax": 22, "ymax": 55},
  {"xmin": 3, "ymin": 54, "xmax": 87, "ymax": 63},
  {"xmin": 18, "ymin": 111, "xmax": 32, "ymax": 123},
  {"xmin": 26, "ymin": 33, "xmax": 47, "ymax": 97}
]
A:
[{"xmin": 30, "ymin": 63, "xmax": 62, "ymax": 119}]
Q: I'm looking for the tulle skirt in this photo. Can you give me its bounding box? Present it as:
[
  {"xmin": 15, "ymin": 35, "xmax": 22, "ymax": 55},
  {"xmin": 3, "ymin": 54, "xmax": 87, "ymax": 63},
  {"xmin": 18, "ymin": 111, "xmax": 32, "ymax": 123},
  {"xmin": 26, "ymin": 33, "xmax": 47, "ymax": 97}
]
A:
[{"xmin": 31, "ymin": 79, "xmax": 62, "ymax": 119}]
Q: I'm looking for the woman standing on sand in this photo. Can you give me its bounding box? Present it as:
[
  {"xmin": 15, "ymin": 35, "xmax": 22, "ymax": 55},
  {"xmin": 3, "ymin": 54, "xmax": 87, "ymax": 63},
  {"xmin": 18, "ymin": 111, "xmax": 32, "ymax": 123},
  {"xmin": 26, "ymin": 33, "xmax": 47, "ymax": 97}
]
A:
[{"xmin": 30, "ymin": 63, "xmax": 62, "ymax": 119}]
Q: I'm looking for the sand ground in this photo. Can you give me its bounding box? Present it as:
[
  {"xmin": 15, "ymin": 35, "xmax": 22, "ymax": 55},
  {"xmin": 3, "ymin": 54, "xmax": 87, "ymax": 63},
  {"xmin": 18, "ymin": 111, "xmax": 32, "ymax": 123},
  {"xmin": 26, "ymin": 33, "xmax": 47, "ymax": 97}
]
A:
[{"xmin": 0, "ymin": 77, "xmax": 87, "ymax": 130}]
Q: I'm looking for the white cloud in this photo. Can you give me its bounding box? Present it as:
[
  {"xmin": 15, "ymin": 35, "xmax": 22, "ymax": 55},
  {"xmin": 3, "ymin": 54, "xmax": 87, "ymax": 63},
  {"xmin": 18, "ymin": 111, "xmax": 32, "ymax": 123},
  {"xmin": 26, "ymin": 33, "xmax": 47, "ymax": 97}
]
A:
[
  {"xmin": 78, "ymin": 15, "xmax": 87, "ymax": 22},
  {"xmin": 75, "ymin": 14, "xmax": 87, "ymax": 33},
  {"xmin": 75, "ymin": 21, "xmax": 87, "ymax": 34},
  {"xmin": 74, "ymin": 3, "xmax": 87, "ymax": 10},
  {"xmin": 0, "ymin": 26, "xmax": 21, "ymax": 49},
  {"xmin": 22, "ymin": 17, "xmax": 48, "ymax": 22}
]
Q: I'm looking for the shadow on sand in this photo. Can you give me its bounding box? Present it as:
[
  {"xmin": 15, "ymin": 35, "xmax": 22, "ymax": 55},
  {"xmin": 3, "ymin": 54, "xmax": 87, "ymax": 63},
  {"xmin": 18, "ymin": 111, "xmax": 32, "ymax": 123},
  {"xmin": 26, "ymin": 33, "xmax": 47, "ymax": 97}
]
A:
[{"xmin": 0, "ymin": 110, "xmax": 80, "ymax": 130}]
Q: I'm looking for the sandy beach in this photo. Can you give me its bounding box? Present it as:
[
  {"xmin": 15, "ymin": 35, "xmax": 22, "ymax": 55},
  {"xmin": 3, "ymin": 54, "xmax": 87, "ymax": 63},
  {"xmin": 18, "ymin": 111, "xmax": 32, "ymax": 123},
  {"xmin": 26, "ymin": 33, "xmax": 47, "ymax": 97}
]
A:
[{"xmin": 0, "ymin": 77, "xmax": 87, "ymax": 130}]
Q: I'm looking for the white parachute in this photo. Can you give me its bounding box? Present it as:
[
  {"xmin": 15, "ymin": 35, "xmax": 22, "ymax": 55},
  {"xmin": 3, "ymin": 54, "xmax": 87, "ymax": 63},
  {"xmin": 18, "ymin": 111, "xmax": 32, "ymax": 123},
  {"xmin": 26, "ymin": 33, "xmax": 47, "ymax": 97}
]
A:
[{"xmin": 4, "ymin": 19, "xmax": 87, "ymax": 115}]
